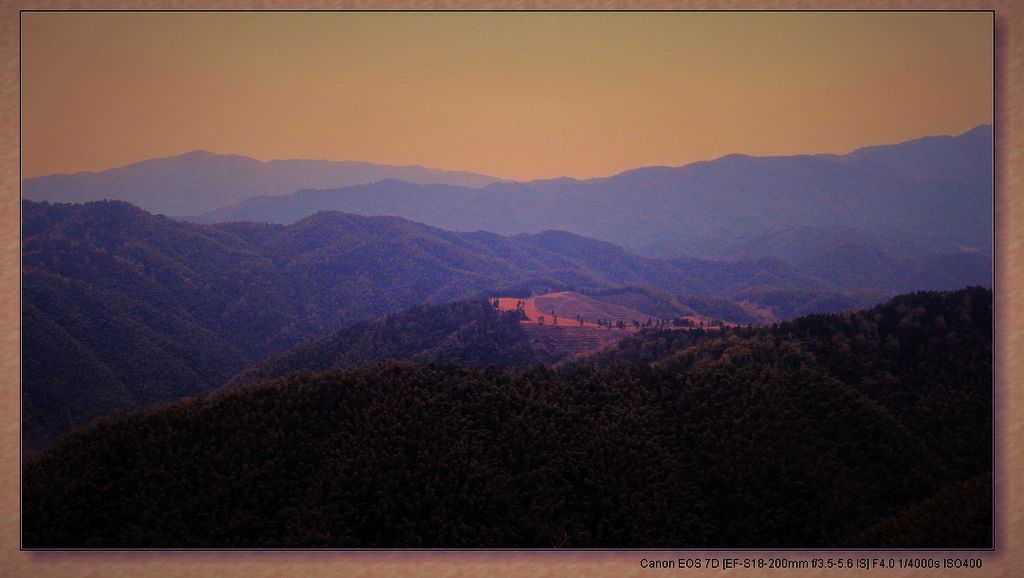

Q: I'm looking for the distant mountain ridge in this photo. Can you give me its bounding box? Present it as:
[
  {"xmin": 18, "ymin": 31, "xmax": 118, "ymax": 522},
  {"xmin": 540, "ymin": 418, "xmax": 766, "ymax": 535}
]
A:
[
  {"xmin": 188, "ymin": 125, "xmax": 992, "ymax": 261},
  {"xmin": 22, "ymin": 151, "xmax": 503, "ymax": 217}
]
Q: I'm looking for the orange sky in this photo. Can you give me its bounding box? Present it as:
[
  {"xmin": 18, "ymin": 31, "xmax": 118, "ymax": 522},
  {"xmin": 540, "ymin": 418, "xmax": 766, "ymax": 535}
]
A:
[{"xmin": 21, "ymin": 11, "xmax": 992, "ymax": 181}]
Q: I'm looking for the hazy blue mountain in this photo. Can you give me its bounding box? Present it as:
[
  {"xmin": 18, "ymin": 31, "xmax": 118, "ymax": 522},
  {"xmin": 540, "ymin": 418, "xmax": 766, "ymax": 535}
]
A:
[
  {"xmin": 191, "ymin": 126, "xmax": 991, "ymax": 262},
  {"xmin": 798, "ymin": 244, "xmax": 992, "ymax": 295},
  {"xmin": 841, "ymin": 123, "xmax": 992, "ymax": 183},
  {"xmin": 714, "ymin": 224, "xmax": 952, "ymax": 263},
  {"xmin": 22, "ymin": 151, "xmax": 502, "ymax": 217}
]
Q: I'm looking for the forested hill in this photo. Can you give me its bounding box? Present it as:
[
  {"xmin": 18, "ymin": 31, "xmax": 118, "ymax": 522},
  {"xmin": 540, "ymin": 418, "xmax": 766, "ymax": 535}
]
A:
[
  {"xmin": 588, "ymin": 286, "xmax": 993, "ymax": 482},
  {"xmin": 228, "ymin": 300, "xmax": 539, "ymax": 388},
  {"xmin": 23, "ymin": 287, "xmax": 991, "ymax": 548}
]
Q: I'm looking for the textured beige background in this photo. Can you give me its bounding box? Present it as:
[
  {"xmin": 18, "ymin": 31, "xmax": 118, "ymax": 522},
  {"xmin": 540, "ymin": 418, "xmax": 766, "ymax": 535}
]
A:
[{"xmin": 1, "ymin": 2, "xmax": 1018, "ymax": 577}]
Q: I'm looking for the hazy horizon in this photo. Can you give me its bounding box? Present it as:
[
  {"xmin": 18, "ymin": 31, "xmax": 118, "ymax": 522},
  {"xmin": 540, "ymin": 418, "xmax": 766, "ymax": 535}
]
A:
[
  {"xmin": 24, "ymin": 122, "xmax": 992, "ymax": 182},
  {"xmin": 22, "ymin": 11, "xmax": 992, "ymax": 181}
]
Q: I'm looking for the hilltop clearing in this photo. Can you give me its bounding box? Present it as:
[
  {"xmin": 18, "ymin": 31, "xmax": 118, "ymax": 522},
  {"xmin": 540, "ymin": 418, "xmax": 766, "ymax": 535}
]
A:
[
  {"xmin": 493, "ymin": 291, "xmax": 729, "ymax": 360},
  {"xmin": 496, "ymin": 291, "xmax": 727, "ymax": 330}
]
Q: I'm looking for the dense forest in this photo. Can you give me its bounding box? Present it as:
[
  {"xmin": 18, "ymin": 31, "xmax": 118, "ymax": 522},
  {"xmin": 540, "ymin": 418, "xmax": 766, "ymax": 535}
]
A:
[{"xmin": 23, "ymin": 287, "xmax": 991, "ymax": 548}]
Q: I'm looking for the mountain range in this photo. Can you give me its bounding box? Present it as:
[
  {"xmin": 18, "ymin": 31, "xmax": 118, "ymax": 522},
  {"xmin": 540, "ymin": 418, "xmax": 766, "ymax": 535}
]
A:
[
  {"xmin": 185, "ymin": 125, "xmax": 992, "ymax": 261},
  {"xmin": 22, "ymin": 126, "xmax": 991, "ymax": 263},
  {"xmin": 22, "ymin": 151, "xmax": 502, "ymax": 217},
  {"xmin": 22, "ymin": 199, "xmax": 990, "ymax": 452}
]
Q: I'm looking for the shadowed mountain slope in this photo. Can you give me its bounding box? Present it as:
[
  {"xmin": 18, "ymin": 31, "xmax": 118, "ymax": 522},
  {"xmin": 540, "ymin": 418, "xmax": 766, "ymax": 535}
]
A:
[{"xmin": 228, "ymin": 300, "xmax": 539, "ymax": 388}]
